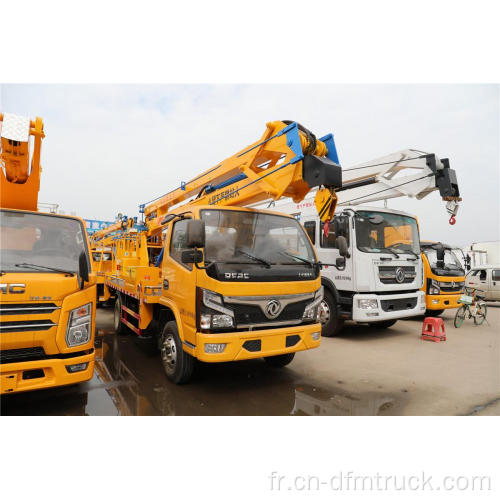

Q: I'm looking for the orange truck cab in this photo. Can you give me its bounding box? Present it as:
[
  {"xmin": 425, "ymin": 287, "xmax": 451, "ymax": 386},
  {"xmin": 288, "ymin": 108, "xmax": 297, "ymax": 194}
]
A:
[
  {"xmin": 0, "ymin": 113, "xmax": 96, "ymax": 394},
  {"xmin": 420, "ymin": 240, "xmax": 465, "ymax": 316}
]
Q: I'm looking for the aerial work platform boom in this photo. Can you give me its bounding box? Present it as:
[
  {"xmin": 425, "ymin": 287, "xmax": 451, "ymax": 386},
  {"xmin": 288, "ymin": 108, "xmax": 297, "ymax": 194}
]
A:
[
  {"xmin": 142, "ymin": 120, "xmax": 342, "ymax": 235},
  {"xmin": 0, "ymin": 112, "xmax": 45, "ymax": 211}
]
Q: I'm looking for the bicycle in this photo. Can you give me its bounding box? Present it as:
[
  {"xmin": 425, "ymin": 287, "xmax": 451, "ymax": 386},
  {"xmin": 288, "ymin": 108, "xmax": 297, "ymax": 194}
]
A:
[{"xmin": 454, "ymin": 287, "xmax": 487, "ymax": 328}]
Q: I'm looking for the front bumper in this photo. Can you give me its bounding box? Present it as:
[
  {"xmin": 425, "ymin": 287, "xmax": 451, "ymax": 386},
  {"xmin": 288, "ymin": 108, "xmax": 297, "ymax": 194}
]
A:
[
  {"xmin": 426, "ymin": 293, "xmax": 461, "ymax": 310},
  {"xmin": 352, "ymin": 291, "xmax": 426, "ymax": 322},
  {"xmin": 0, "ymin": 352, "xmax": 95, "ymax": 394},
  {"xmin": 194, "ymin": 323, "xmax": 321, "ymax": 362}
]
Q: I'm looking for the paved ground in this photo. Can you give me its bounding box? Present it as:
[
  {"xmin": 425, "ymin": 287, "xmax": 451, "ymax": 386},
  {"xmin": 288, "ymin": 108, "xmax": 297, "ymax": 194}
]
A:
[{"xmin": 2, "ymin": 305, "xmax": 499, "ymax": 415}]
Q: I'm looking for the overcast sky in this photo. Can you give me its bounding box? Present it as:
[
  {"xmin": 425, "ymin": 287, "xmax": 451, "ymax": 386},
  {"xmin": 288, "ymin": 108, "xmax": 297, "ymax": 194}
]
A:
[{"xmin": 1, "ymin": 84, "xmax": 498, "ymax": 247}]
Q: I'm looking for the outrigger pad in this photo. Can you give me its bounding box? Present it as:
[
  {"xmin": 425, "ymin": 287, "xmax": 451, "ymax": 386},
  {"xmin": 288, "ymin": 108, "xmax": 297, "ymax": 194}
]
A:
[{"xmin": 302, "ymin": 154, "xmax": 342, "ymax": 189}]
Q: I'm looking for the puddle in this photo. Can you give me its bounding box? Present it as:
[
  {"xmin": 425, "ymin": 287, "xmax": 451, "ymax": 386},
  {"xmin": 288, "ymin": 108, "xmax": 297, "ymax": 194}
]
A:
[{"xmin": 1, "ymin": 310, "xmax": 400, "ymax": 416}]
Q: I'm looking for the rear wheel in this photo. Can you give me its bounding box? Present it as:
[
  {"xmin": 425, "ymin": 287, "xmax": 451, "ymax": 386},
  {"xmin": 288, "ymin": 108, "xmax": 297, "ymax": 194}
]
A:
[
  {"xmin": 454, "ymin": 305, "xmax": 467, "ymax": 328},
  {"xmin": 425, "ymin": 309, "xmax": 444, "ymax": 317},
  {"xmin": 319, "ymin": 289, "xmax": 344, "ymax": 337},
  {"xmin": 159, "ymin": 321, "xmax": 194, "ymax": 384},
  {"xmin": 474, "ymin": 303, "xmax": 487, "ymax": 325},
  {"xmin": 114, "ymin": 294, "xmax": 128, "ymax": 335},
  {"xmin": 368, "ymin": 319, "xmax": 397, "ymax": 329},
  {"xmin": 264, "ymin": 352, "xmax": 295, "ymax": 367}
]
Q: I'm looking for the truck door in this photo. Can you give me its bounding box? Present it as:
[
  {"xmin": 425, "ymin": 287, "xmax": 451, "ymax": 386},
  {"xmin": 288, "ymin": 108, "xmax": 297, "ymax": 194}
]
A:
[
  {"xmin": 491, "ymin": 269, "xmax": 500, "ymax": 301},
  {"xmin": 161, "ymin": 218, "xmax": 197, "ymax": 346},
  {"xmin": 317, "ymin": 215, "xmax": 353, "ymax": 291}
]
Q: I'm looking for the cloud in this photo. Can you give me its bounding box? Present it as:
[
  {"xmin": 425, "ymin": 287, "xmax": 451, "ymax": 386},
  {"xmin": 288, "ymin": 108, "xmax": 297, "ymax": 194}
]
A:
[{"xmin": 1, "ymin": 84, "xmax": 498, "ymax": 247}]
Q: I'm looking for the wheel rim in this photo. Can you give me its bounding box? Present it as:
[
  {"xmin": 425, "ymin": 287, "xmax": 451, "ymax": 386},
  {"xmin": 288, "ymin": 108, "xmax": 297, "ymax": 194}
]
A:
[
  {"xmin": 114, "ymin": 300, "xmax": 120, "ymax": 331},
  {"xmin": 318, "ymin": 299, "xmax": 330, "ymax": 325},
  {"xmin": 475, "ymin": 305, "xmax": 487, "ymax": 325},
  {"xmin": 160, "ymin": 334, "xmax": 177, "ymax": 375}
]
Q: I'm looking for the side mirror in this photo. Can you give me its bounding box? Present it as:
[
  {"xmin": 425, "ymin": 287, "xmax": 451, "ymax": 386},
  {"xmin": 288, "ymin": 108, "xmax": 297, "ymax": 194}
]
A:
[
  {"xmin": 336, "ymin": 256, "xmax": 346, "ymax": 269},
  {"xmin": 78, "ymin": 251, "xmax": 89, "ymax": 289},
  {"xmin": 337, "ymin": 235, "xmax": 350, "ymax": 258},
  {"xmin": 181, "ymin": 249, "xmax": 203, "ymax": 264},
  {"xmin": 186, "ymin": 220, "xmax": 206, "ymax": 248}
]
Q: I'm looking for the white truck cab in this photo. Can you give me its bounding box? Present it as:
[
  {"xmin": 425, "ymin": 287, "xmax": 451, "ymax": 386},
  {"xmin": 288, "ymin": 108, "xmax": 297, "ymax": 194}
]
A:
[{"xmin": 267, "ymin": 197, "xmax": 426, "ymax": 335}]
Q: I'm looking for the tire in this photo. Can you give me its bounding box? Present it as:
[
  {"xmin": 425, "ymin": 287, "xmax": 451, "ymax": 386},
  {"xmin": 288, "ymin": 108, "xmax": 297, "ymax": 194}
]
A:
[
  {"xmin": 319, "ymin": 289, "xmax": 344, "ymax": 337},
  {"xmin": 368, "ymin": 319, "xmax": 397, "ymax": 329},
  {"xmin": 264, "ymin": 352, "xmax": 295, "ymax": 367},
  {"xmin": 454, "ymin": 305, "xmax": 467, "ymax": 328},
  {"xmin": 474, "ymin": 303, "xmax": 487, "ymax": 325},
  {"xmin": 114, "ymin": 294, "xmax": 128, "ymax": 335},
  {"xmin": 159, "ymin": 321, "xmax": 194, "ymax": 384},
  {"xmin": 425, "ymin": 309, "xmax": 444, "ymax": 317}
]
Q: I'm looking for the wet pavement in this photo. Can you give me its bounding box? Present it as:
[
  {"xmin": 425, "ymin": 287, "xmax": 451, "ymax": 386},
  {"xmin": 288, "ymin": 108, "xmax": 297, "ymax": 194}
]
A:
[{"xmin": 1, "ymin": 305, "xmax": 499, "ymax": 416}]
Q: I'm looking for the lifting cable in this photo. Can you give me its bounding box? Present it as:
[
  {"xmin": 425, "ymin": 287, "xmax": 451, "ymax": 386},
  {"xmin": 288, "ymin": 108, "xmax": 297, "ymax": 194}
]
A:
[
  {"xmin": 341, "ymin": 155, "xmax": 427, "ymax": 172},
  {"xmin": 338, "ymin": 173, "xmax": 435, "ymax": 205}
]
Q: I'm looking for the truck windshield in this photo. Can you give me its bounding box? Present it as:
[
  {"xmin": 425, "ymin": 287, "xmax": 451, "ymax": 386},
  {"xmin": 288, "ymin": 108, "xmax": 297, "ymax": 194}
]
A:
[
  {"xmin": 0, "ymin": 210, "xmax": 88, "ymax": 273},
  {"xmin": 354, "ymin": 210, "xmax": 420, "ymax": 255},
  {"xmin": 201, "ymin": 209, "xmax": 316, "ymax": 265},
  {"xmin": 424, "ymin": 248, "xmax": 463, "ymax": 271}
]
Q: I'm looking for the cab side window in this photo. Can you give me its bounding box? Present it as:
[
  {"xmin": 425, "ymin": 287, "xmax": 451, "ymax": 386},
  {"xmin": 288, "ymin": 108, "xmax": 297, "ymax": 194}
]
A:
[
  {"xmin": 320, "ymin": 215, "xmax": 349, "ymax": 249},
  {"xmin": 304, "ymin": 221, "xmax": 316, "ymax": 245},
  {"xmin": 479, "ymin": 270, "xmax": 487, "ymax": 281},
  {"xmin": 169, "ymin": 219, "xmax": 192, "ymax": 269},
  {"xmin": 492, "ymin": 270, "xmax": 500, "ymax": 281}
]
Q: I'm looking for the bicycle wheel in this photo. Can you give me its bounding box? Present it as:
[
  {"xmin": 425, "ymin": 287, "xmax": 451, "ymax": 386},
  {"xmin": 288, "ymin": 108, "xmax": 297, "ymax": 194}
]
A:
[
  {"xmin": 474, "ymin": 302, "xmax": 487, "ymax": 325},
  {"xmin": 454, "ymin": 305, "xmax": 467, "ymax": 328}
]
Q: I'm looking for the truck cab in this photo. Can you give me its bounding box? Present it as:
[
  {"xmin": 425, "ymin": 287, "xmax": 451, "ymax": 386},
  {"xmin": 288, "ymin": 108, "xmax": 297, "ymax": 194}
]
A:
[
  {"xmin": 420, "ymin": 241, "xmax": 465, "ymax": 316},
  {"xmin": 300, "ymin": 205, "xmax": 426, "ymax": 335},
  {"xmin": 0, "ymin": 209, "xmax": 96, "ymax": 393}
]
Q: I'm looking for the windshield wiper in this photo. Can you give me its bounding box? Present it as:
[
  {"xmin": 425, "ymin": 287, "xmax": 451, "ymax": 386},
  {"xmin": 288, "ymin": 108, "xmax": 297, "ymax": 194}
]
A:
[
  {"xmin": 15, "ymin": 263, "xmax": 75, "ymax": 276},
  {"xmin": 235, "ymin": 249, "xmax": 271, "ymax": 268},
  {"xmin": 381, "ymin": 248, "xmax": 400, "ymax": 258},
  {"xmin": 279, "ymin": 251, "xmax": 314, "ymax": 268}
]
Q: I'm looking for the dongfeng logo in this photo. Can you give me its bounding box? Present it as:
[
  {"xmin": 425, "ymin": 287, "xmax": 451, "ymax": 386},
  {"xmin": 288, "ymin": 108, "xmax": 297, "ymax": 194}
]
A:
[
  {"xmin": 0, "ymin": 283, "xmax": 25, "ymax": 294},
  {"xmin": 395, "ymin": 268, "xmax": 405, "ymax": 284},
  {"xmin": 264, "ymin": 300, "xmax": 282, "ymax": 319}
]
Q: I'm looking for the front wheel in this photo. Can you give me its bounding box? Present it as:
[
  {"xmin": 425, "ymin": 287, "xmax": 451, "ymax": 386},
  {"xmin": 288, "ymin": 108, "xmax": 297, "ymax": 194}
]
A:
[
  {"xmin": 159, "ymin": 321, "xmax": 194, "ymax": 384},
  {"xmin": 264, "ymin": 352, "xmax": 295, "ymax": 367},
  {"xmin": 474, "ymin": 302, "xmax": 487, "ymax": 325},
  {"xmin": 454, "ymin": 305, "xmax": 467, "ymax": 328},
  {"xmin": 319, "ymin": 290, "xmax": 344, "ymax": 337}
]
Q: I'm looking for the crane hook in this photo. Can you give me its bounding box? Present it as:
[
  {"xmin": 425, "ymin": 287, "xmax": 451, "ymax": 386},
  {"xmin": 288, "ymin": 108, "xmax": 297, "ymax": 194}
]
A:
[{"xmin": 449, "ymin": 215, "xmax": 456, "ymax": 225}]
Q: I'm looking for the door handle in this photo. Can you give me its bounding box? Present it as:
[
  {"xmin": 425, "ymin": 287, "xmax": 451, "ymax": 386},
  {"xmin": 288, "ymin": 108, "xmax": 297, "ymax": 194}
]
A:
[{"xmin": 163, "ymin": 279, "xmax": 169, "ymax": 290}]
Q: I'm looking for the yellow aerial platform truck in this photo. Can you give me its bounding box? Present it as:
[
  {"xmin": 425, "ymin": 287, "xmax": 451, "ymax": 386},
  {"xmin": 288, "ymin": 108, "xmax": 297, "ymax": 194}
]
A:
[
  {"xmin": 0, "ymin": 112, "xmax": 96, "ymax": 394},
  {"xmin": 101, "ymin": 121, "xmax": 345, "ymax": 383}
]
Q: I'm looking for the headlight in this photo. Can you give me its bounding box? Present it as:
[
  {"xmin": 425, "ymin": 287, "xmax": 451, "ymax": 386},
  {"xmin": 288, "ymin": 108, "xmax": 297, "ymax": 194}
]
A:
[
  {"xmin": 303, "ymin": 287, "xmax": 324, "ymax": 321},
  {"xmin": 199, "ymin": 289, "xmax": 234, "ymax": 331},
  {"xmin": 429, "ymin": 279, "xmax": 440, "ymax": 295},
  {"xmin": 358, "ymin": 298, "xmax": 378, "ymax": 310},
  {"xmin": 66, "ymin": 303, "xmax": 92, "ymax": 347}
]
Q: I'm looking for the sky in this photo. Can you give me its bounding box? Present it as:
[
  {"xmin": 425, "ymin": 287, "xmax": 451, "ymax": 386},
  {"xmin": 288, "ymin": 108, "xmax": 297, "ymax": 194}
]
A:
[{"xmin": 0, "ymin": 84, "xmax": 498, "ymax": 247}]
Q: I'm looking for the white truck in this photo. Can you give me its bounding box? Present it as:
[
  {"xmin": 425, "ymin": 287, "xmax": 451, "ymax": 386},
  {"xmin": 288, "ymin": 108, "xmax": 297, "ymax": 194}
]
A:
[{"xmin": 255, "ymin": 148, "xmax": 461, "ymax": 336}]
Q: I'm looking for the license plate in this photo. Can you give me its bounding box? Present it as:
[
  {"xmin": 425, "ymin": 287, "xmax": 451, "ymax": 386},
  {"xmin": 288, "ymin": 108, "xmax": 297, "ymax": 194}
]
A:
[{"xmin": 1, "ymin": 373, "xmax": 18, "ymax": 393}]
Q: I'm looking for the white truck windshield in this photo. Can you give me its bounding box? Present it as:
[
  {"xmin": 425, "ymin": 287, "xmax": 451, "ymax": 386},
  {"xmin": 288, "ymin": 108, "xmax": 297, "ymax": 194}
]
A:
[{"xmin": 355, "ymin": 210, "xmax": 420, "ymax": 256}]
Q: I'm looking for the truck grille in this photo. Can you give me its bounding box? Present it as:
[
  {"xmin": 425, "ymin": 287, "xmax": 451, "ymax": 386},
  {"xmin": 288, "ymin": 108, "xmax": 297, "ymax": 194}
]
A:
[
  {"xmin": 439, "ymin": 282, "xmax": 464, "ymax": 292},
  {"xmin": 380, "ymin": 297, "xmax": 418, "ymax": 312},
  {"xmin": 231, "ymin": 300, "xmax": 310, "ymax": 328},
  {"xmin": 0, "ymin": 302, "xmax": 60, "ymax": 316},
  {"xmin": 0, "ymin": 347, "xmax": 46, "ymax": 364},
  {"xmin": 0, "ymin": 319, "xmax": 57, "ymax": 333},
  {"xmin": 378, "ymin": 266, "xmax": 416, "ymax": 284}
]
